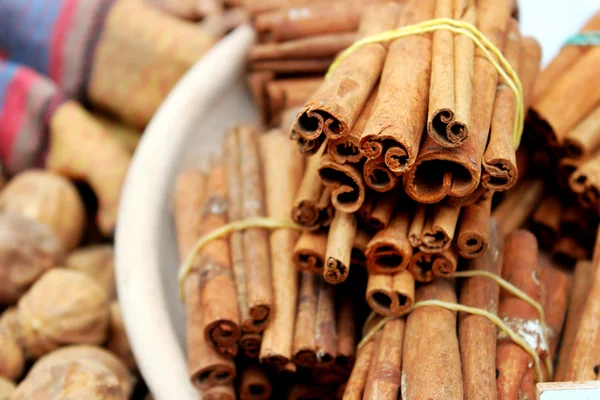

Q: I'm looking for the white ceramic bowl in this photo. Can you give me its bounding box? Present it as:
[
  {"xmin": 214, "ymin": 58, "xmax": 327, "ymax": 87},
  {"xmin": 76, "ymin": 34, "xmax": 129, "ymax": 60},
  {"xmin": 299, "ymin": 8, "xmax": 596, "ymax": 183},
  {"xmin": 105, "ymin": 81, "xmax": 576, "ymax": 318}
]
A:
[{"xmin": 115, "ymin": 25, "xmax": 257, "ymax": 400}]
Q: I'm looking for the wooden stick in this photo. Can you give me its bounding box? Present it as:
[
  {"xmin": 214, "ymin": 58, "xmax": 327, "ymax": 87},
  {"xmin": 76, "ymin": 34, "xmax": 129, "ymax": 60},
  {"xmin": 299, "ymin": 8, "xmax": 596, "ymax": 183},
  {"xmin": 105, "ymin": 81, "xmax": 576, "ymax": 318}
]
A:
[
  {"xmin": 457, "ymin": 191, "xmax": 493, "ymax": 259},
  {"xmin": 324, "ymin": 211, "xmax": 357, "ymax": 284},
  {"xmin": 259, "ymin": 130, "xmax": 303, "ymax": 369}
]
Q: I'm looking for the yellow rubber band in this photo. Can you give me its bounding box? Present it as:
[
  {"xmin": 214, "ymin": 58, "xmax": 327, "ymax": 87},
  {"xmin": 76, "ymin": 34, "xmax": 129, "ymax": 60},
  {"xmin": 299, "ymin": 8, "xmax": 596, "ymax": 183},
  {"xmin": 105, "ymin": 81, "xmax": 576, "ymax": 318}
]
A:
[
  {"xmin": 326, "ymin": 17, "xmax": 524, "ymax": 147},
  {"xmin": 177, "ymin": 217, "xmax": 302, "ymax": 300}
]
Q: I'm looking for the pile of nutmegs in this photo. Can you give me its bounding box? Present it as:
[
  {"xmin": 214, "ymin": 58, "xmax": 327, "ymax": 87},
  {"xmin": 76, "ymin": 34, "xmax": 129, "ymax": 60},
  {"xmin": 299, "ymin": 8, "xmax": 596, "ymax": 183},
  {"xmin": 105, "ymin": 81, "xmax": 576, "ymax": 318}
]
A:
[{"xmin": 0, "ymin": 169, "xmax": 141, "ymax": 400}]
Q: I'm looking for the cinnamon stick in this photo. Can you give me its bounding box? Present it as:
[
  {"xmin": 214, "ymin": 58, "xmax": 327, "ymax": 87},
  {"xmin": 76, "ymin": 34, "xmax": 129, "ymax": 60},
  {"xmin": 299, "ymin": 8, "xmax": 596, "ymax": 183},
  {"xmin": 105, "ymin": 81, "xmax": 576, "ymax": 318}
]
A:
[
  {"xmin": 363, "ymin": 156, "xmax": 400, "ymax": 193},
  {"xmin": 334, "ymin": 289, "xmax": 356, "ymax": 379},
  {"xmin": 366, "ymin": 270, "xmax": 415, "ymax": 317},
  {"xmin": 403, "ymin": 279, "xmax": 463, "ymax": 399},
  {"xmin": 240, "ymin": 333, "xmax": 262, "ymax": 359},
  {"xmin": 426, "ymin": 0, "xmax": 474, "ymax": 147},
  {"xmin": 250, "ymin": 58, "xmax": 334, "ymax": 74},
  {"xmin": 519, "ymin": 36, "xmax": 542, "ymax": 110},
  {"xmin": 457, "ymin": 190, "xmax": 492, "ymax": 259},
  {"xmin": 239, "ymin": 364, "xmax": 272, "ymax": 400},
  {"xmin": 408, "ymin": 204, "xmax": 426, "ymax": 247},
  {"xmin": 259, "ymin": 131, "xmax": 303, "ymax": 369},
  {"xmin": 173, "ymin": 169, "xmax": 206, "ymax": 263},
  {"xmin": 492, "ymin": 179, "xmax": 544, "ymax": 237},
  {"xmin": 315, "ymin": 280, "xmax": 338, "ymax": 366},
  {"xmin": 351, "ymin": 229, "xmax": 371, "ymax": 267},
  {"xmin": 563, "ymin": 105, "xmax": 600, "ymax": 158},
  {"xmin": 293, "ymin": 230, "xmax": 328, "ymax": 273},
  {"xmin": 404, "ymin": 0, "xmax": 512, "ymax": 202},
  {"xmin": 530, "ymin": 195, "xmax": 562, "ymax": 249},
  {"xmin": 247, "ymin": 71, "xmax": 274, "ymax": 126},
  {"xmin": 365, "ymin": 207, "xmax": 412, "ymax": 274},
  {"xmin": 359, "ymin": 0, "xmax": 434, "ymax": 173},
  {"xmin": 555, "ymin": 260, "xmax": 594, "ymax": 381},
  {"xmin": 459, "ymin": 219, "xmax": 502, "ymax": 400},
  {"xmin": 531, "ymin": 46, "xmax": 600, "ymax": 147},
  {"xmin": 539, "ymin": 255, "xmax": 570, "ymax": 362},
  {"xmin": 481, "ymin": 19, "xmax": 521, "ymax": 191},
  {"xmin": 292, "ymin": 2, "xmax": 401, "ymax": 142},
  {"xmin": 203, "ymin": 384, "xmax": 236, "ymax": 400},
  {"xmin": 557, "ymin": 157, "xmax": 582, "ymax": 188},
  {"xmin": 318, "ymin": 154, "xmax": 366, "ymax": 213},
  {"xmin": 239, "ymin": 126, "xmax": 272, "ymax": 331},
  {"xmin": 361, "ymin": 326, "xmax": 384, "ymax": 398},
  {"xmin": 552, "ymin": 236, "xmax": 591, "ymax": 268},
  {"xmin": 266, "ymin": 78, "xmax": 324, "ymax": 126},
  {"xmin": 362, "ymin": 318, "xmax": 405, "ymax": 399},
  {"xmin": 293, "ymin": 148, "xmax": 326, "ymax": 229},
  {"xmin": 420, "ymin": 203, "xmax": 461, "ymax": 253},
  {"xmin": 570, "ymin": 149, "xmax": 600, "ymax": 212},
  {"xmin": 496, "ymin": 230, "xmax": 543, "ymax": 399},
  {"xmin": 408, "ymin": 248, "xmax": 458, "ymax": 282},
  {"xmin": 292, "ymin": 271, "xmax": 319, "ymax": 367},
  {"xmin": 343, "ymin": 329, "xmax": 381, "ymax": 400},
  {"xmin": 250, "ymin": 33, "xmax": 356, "ymax": 61},
  {"xmin": 365, "ymin": 188, "xmax": 403, "ymax": 231},
  {"xmin": 327, "ymin": 88, "xmax": 377, "ymax": 165},
  {"xmin": 324, "ymin": 211, "xmax": 357, "ymax": 284}
]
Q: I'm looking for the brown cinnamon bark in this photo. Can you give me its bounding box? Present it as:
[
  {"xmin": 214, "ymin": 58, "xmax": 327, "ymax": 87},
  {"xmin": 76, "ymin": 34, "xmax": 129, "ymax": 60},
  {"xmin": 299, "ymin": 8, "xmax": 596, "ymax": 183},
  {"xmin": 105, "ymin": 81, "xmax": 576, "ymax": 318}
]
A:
[
  {"xmin": 240, "ymin": 333, "xmax": 262, "ymax": 359},
  {"xmin": 496, "ymin": 230, "xmax": 543, "ymax": 400},
  {"xmin": 250, "ymin": 58, "xmax": 333, "ymax": 74},
  {"xmin": 531, "ymin": 47, "xmax": 600, "ymax": 147},
  {"xmin": 365, "ymin": 188, "xmax": 403, "ymax": 231},
  {"xmin": 247, "ymin": 71, "xmax": 274, "ymax": 126},
  {"xmin": 519, "ymin": 37, "xmax": 542, "ymax": 110},
  {"xmin": 366, "ymin": 270, "xmax": 415, "ymax": 317},
  {"xmin": 266, "ymin": 78, "xmax": 324, "ymax": 126},
  {"xmin": 315, "ymin": 280, "xmax": 337, "ymax": 366},
  {"xmin": 363, "ymin": 156, "xmax": 400, "ymax": 193},
  {"xmin": 362, "ymin": 318, "xmax": 405, "ymax": 399},
  {"xmin": 492, "ymin": 179, "xmax": 544, "ymax": 237},
  {"xmin": 259, "ymin": 131, "xmax": 303, "ymax": 369},
  {"xmin": 254, "ymin": 1, "xmax": 363, "ymax": 42},
  {"xmin": 539, "ymin": 255, "xmax": 570, "ymax": 361},
  {"xmin": 457, "ymin": 190, "xmax": 493, "ymax": 258},
  {"xmin": 334, "ymin": 289, "xmax": 356, "ymax": 378},
  {"xmin": 570, "ymin": 152, "xmax": 600, "ymax": 212},
  {"xmin": 481, "ymin": 19, "xmax": 521, "ymax": 191},
  {"xmin": 552, "ymin": 236, "xmax": 591, "ymax": 267},
  {"xmin": 532, "ymin": 11, "xmax": 600, "ymax": 102},
  {"xmin": 420, "ymin": 203, "xmax": 461, "ymax": 253},
  {"xmin": 564, "ymin": 226, "xmax": 600, "ymax": 381},
  {"xmin": 343, "ymin": 330, "xmax": 381, "ymax": 400},
  {"xmin": 404, "ymin": 0, "xmax": 511, "ymax": 202},
  {"xmin": 203, "ymin": 384, "xmax": 236, "ymax": 400},
  {"xmin": 530, "ymin": 195, "xmax": 562, "ymax": 249},
  {"xmin": 324, "ymin": 211, "xmax": 357, "ymax": 284},
  {"xmin": 408, "ymin": 204, "xmax": 427, "ymax": 247},
  {"xmin": 318, "ymin": 154, "xmax": 366, "ymax": 213},
  {"xmin": 555, "ymin": 260, "xmax": 594, "ymax": 381},
  {"xmin": 239, "ymin": 126, "xmax": 272, "ymax": 331},
  {"xmin": 293, "ymin": 230, "xmax": 328, "ymax": 273},
  {"xmin": 327, "ymin": 88, "xmax": 377, "ymax": 165},
  {"xmin": 292, "ymin": 2, "xmax": 401, "ymax": 141},
  {"xmin": 563, "ymin": 105, "xmax": 600, "ymax": 158},
  {"xmin": 426, "ymin": 0, "xmax": 474, "ymax": 147},
  {"xmin": 558, "ymin": 157, "xmax": 582, "ymax": 188},
  {"xmin": 292, "ymin": 271, "xmax": 319, "ymax": 367},
  {"xmin": 408, "ymin": 248, "xmax": 458, "ymax": 282},
  {"xmin": 239, "ymin": 364, "xmax": 272, "ymax": 400},
  {"xmin": 351, "ymin": 229, "xmax": 371, "ymax": 266},
  {"xmin": 365, "ymin": 207, "xmax": 412, "ymax": 274},
  {"xmin": 459, "ymin": 220, "xmax": 502, "ymax": 400},
  {"xmin": 251, "ymin": 33, "xmax": 356, "ymax": 61},
  {"xmin": 293, "ymin": 147, "xmax": 326, "ymax": 229},
  {"xmin": 359, "ymin": 0, "xmax": 434, "ymax": 173},
  {"xmin": 173, "ymin": 169, "xmax": 206, "ymax": 264},
  {"xmin": 361, "ymin": 326, "xmax": 384, "ymax": 399},
  {"xmin": 403, "ymin": 279, "xmax": 463, "ymax": 399}
]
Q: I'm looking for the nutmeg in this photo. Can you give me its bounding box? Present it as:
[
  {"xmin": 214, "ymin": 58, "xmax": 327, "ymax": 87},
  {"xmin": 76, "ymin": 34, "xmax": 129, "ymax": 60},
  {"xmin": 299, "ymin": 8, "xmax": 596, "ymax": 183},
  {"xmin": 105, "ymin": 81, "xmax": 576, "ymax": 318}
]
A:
[
  {"xmin": 66, "ymin": 245, "xmax": 116, "ymax": 299},
  {"xmin": 11, "ymin": 359, "xmax": 125, "ymax": 400},
  {"xmin": 0, "ymin": 213, "xmax": 64, "ymax": 304},
  {"xmin": 106, "ymin": 302, "xmax": 137, "ymax": 373},
  {"xmin": 0, "ymin": 169, "xmax": 85, "ymax": 250},
  {"xmin": 16, "ymin": 269, "xmax": 110, "ymax": 359},
  {"xmin": 0, "ymin": 328, "xmax": 24, "ymax": 381},
  {"xmin": 30, "ymin": 345, "xmax": 134, "ymax": 398},
  {"xmin": 0, "ymin": 377, "xmax": 15, "ymax": 399}
]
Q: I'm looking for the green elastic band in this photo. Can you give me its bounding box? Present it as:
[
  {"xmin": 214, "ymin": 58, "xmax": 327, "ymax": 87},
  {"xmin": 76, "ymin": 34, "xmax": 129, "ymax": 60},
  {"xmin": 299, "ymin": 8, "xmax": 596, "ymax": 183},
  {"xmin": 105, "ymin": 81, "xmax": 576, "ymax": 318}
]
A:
[{"xmin": 564, "ymin": 32, "xmax": 600, "ymax": 46}]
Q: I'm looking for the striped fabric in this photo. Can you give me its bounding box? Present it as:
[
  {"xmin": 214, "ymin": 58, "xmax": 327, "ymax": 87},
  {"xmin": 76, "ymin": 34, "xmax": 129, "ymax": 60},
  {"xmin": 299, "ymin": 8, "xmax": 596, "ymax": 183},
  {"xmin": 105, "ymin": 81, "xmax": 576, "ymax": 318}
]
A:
[
  {"xmin": 0, "ymin": 0, "xmax": 114, "ymax": 100},
  {"xmin": 0, "ymin": 61, "xmax": 65, "ymax": 176}
]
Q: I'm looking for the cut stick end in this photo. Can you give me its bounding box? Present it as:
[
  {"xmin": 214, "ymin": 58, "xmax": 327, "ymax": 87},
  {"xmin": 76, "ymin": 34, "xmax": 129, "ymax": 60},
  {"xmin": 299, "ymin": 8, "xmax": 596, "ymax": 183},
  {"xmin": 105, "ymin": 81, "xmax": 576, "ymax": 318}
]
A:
[
  {"xmin": 207, "ymin": 320, "xmax": 242, "ymax": 348},
  {"xmin": 293, "ymin": 109, "xmax": 325, "ymax": 141},
  {"xmin": 324, "ymin": 258, "xmax": 349, "ymax": 284},
  {"xmin": 249, "ymin": 305, "xmax": 271, "ymax": 330},
  {"xmin": 293, "ymin": 350, "xmax": 318, "ymax": 368},
  {"xmin": 384, "ymin": 146, "xmax": 411, "ymax": 174},
  {"xmin": 428, "ymin": 109, "xmax": 467, "ymax": 147}
]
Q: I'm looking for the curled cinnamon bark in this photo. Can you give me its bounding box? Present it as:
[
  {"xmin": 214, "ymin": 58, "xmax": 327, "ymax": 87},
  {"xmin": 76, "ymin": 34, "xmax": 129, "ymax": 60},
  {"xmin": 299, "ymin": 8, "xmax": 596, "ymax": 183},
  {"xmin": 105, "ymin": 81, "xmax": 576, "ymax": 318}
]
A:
[
  {"xmin": 457, "ymin": 190, "xmax": 493, "ymax": 258},
  {"xmin": 293, "ymin": 230, "xmax": 327, "ymax": 273},
  {"xmin": 240, "ymin": 333, "xmax": 262, "ymax": 359},
  {"xmin": 363, "ymin": 156, "xmax": 400, "ymax": 193},
  {"xmin": 292, "ymin": 2, "xmax": 401, "ymax": 142},
  {"xmin": 293, "ymin": 148, "xmax": 326, "ymax": 229},
  {"xmin": 408, "ymin": 204, "xmax": 426, "ymax": 247},
  {"xmin": 552, "ymin": 236, "xmax": 591, "ymax": 267},
  {"xmin": 203, "ymin": 384, "xmax": 236, "ymax": 400},
  {"xmin": 292, "ymin": 272, "xmax": 319, "ymax": 368},
  {"xmin": 351, "ymin": 229, "xmax": 372, "ymax": 267},
  {"xmin": 481, "ymin": 19, "xmax": 521, "ymax": 191},
  {"xmin": 250, "ymin": 58, "xmax": 333, "ymax": 74},
  {"xmin": 530, "ymin": 195, "xmax": 561, "ymax": 249},
  {"xmin": 239, "ymin": 364, "xmax": 272, "ymax": 400},
  {"xmin": 327, "ymin": 88, "xmax": 377, "ymax": 165},
  {"xmin": 259, "ymin": 131, "xmax": 303, "ymax": 369},
  {"xmin": 318, "ymin": 154, "xmax": 366, "ymax": 213},
  {"xmin": 251, "ymin": 33, "xmax": 356, "ymax": 61},
  {"xmin": 563, "ymin": 105, "xmax": 600, "ymax": 158},
  {"xmin": 247, "ymin": 71, "xmax": 274, "ymax": 125},
  {"xmin": 403, "ymin": 279, "xmax": 463, "ymax": 399},
  {"xmin": 420, "ymin": 203, "xmax": 461, "ymax": 253},
  {"xmin": 365, "ymin": 207, "xmax": 412, "ymax": 274},
  {"xmin": 459, "ymin": 220, "xmax": 502, "ymax": 400},
  {"xmin": 496, "ymin": 230, "xmax": 544, "ymax": 400},
  {"xmin": 266, "ymin": 78, "xmax": 324, "ymax": 126},
  {"xmin": 426, "ymin": 0, "xmax": 474, "ymax": 147},
  {"xmin": 366, "ymin": 270, "xmax": 414, "ymax": 317},
  {"xmin": 570, "ymin": 152, "xmax": 600, "ymax": 212},
  {"xmin": 324, "ymin": 211, "xmax": 357, "ymax": 284},
  {"xmin": 408, "ymin": 248, "xmax": 458, "ymax": 282},
  {"xmin": 360, "ymin": 0, "xmax": 434, "ymax": 173}
]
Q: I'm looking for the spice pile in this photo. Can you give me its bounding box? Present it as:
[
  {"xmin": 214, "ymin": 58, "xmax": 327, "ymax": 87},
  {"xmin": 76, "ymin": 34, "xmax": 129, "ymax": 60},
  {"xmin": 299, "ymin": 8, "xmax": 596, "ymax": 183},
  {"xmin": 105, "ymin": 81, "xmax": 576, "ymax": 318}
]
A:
[{"xmin": 0, "ymin": 171, "xmax": 138, "ymax": 399}]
